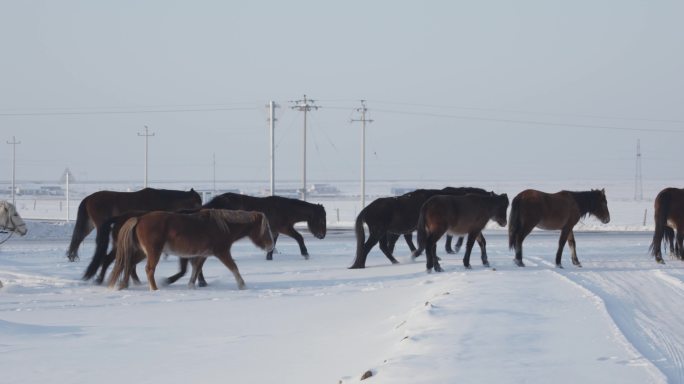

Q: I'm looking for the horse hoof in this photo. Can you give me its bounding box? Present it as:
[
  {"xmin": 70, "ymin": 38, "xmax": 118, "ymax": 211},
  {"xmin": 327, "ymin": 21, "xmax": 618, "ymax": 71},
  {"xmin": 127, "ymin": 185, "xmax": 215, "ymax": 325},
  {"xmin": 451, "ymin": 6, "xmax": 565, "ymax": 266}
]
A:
[
  {"xmin": 426, "ymin": 268, "xmax": 433, "ymax": 274},
  {"xmin": 198, "ymin": 281, "xmax": 208, "ymax": 288},
  {"xmin": 514, "ymin": 259, "xmax": 525, "ymax": 267},
  {"xmin": 434, "ymin": 266, "xmax": 444, "ymax": 273},
  {"xmin": 463, "ymin": 265, "xmax": 472, "ymax": 270},
  {"xmin": 555, "ymin": 264, "xmax": 564, "ymax": 269},
  {"xmin": 303, "ymin": 255, "xmax": 310, "ymax": 260},
  {"xmin": 656, "ymin": 259, "xmax": 666, "ymax": 265},
  {"xmin": 238, "ymin": 284, "xmax": 247, "ymax": 290},
  {"xmin": 482, "ymin": 262, "xmax": 490, "ymax": 268},
  {"xmin": 187, "ymin": 283, "xmax": 196, "ymax": 289}
]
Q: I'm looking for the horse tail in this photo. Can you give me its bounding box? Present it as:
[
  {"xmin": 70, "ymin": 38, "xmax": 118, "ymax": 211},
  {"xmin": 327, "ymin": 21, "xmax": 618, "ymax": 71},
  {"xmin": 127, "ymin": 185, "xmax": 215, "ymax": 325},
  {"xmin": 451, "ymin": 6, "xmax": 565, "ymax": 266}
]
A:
[
  {"xmin": 108, "ymin": 217, "xmax": 139, "ymax": 288},
  {"xmin": 82, "ymin": 216, "xmax": 117, "ymax": 281},
  {"xmin": 508, "ymin": 195, "xmax": 522, "ymax": 250},
  {"xmin": 412, "ymin": 208, "xmax": 428, "ymax": 258},
  {"xmin": 67, "ymin": 197, "xmax": 92, "ymax": 261},
  {"xmin": 650, "ymin": 190, "xmax": 670, "ymax": 259},
  {"xmin": 259, "ymin": 213, "xmax": 275, "ymax": 251}
]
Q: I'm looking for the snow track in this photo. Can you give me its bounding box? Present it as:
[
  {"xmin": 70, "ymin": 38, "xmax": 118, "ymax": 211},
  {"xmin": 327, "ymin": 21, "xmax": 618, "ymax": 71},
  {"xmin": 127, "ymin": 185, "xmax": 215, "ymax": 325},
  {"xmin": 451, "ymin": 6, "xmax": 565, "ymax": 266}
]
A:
[{"xmin": 2, "ymin": 226, "xmax": 684, "ymax": 383}]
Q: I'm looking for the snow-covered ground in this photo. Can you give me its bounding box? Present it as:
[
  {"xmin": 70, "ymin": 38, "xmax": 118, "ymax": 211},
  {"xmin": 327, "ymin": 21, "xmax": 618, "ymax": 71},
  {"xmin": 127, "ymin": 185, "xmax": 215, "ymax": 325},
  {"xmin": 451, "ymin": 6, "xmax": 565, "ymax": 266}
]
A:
[{"xmin": 1, "ymin": 221, "xmax": 683, "ymax": 383}]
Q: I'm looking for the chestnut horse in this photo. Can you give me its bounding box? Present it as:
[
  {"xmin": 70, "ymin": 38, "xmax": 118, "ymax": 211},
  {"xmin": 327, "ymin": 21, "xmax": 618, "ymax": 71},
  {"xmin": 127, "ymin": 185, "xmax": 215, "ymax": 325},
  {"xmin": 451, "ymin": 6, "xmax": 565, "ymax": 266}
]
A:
[
  {"xmin": 650, "ymin": 188, "xmax": 684, "ymax": 263},
  {"xmin": 414, "ymin": 193, "xmax": 508, "ymax": 272},
  {"xmin": 508, "ymin": 189, "xmax": 610, "ymax": 268},
  {"xmin": 67, "ymin": 188, "xmax": 202, "ymax": 261},
  {"xmin": 108, "ymin": 209, "xmax": 273, "ymax": 290},
  {"xmin": 203, "ymin": 193, "xmax": 326, "ymax": 260}
]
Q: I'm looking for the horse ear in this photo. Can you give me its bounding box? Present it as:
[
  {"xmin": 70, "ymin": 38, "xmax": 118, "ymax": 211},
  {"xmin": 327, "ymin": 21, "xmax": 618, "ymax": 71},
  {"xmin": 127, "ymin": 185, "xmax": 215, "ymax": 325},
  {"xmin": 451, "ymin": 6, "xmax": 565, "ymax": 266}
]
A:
[
  {"xmin": 190, "ymin": 188, "xmax": 195, "ymax": 192},
  {"xmin": 601, "ymin": 188, "xmax": 605, "ymax": 195}
]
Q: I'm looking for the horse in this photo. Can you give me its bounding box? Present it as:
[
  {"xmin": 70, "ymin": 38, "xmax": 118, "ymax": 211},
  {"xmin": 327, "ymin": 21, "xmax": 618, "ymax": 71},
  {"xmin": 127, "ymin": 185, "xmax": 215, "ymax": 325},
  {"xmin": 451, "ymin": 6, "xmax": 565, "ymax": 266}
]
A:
[
  {"xmin": 0, "ymin": 201, "xmax": 27, "ymax": 288},
  {"xmin": 108, "ymin": 209, "xmax": 273, "ymax": 290},
  {"xmin": 203, "ymin": 193, "xmax": 326, "ymax": 260},
  {"xmin": 350, "ymin": 187, "xmax": 490, "ymax": 269},
  {"xmin": 650, "ymin": 188, "xmax": 684, "ymax": 263},
  {"xmin": 508, "ymin": 189, "xmax": 610, "ymax": 268},
  {"xmin": 0, "ymin": 200, "xmax": 27, "ymax": 239},
  {"xmin": 413, "ymin": 193, "xmax": 508, "ymax": 272},
  {"xmin": 66, "ymin": 188, "xmax": 202, "ymax": 261}
]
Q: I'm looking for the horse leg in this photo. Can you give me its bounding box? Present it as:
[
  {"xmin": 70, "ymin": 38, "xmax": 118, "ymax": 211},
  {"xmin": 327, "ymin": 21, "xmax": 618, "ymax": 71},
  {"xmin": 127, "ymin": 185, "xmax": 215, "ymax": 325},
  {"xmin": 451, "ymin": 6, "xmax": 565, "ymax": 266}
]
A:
[
  {"xmin": 476, "ymin": 233, "xmax": 489, "ymax": 267},
  {"xmin": 166, "ymin": 258, "xmax": 189, "ymax": 285},
  {"xmin": 266, "ymin": 233, "xmax": 279, "ymax": 260},
  {"xmin": 513, "ymin": 224, "xmax": 535, "ymax": 267},
  {"xmin": 384, "ymin": 233, "xmax": 400, "ymax": 255},
  {"xmin": 145, "ymin": 252, "xmax": 161, "ymax": 291},
  {"xmin": 188, "ymin": 257, "xmax": 208, "ymax": 288},
  {"xmin": 444, "ymin": 235, "xmax": 454, "ymax": 254},
  {"xmin": 379, "ymin": 234, "xmax": 400, "ymax": 264},
  {"xmin": 430, "ymin": 240, "xmax": 442, "ymax": 272},
  {"xmin": 351, "ymin": 230, "xmax": 382, "ymax": 268},
  {"xmin": 95, "ymin": 249, "xmax": 116, "ymax": 285},
  {"xmin": 568, "ymin": 230, "xmax": 582, "ymax": 267},
  {"xmin": 462, "ymin": 232, "xmax": 478, "ymax": 269},
  {"xmin": 677, "ymin": 230, "xmax": 684, "ymax": 261},
  {"xmin": 454, "ymin": 236, "xmax": 464, "ymax": 253},
  {"xmin": 214, "ymin": 251, "xmax": 246, "ymax": 290},
  {"xmin": 555, "ymin": 228, "xmax": 571, "ymax": 268},
  {"xmin": 284, "ymin": 226, "xmax": 309, "ymax": 259},
  {"xmin": 425, "ymin": 233, "xmax": 435, "ymax": 272},
  {"xmin": 404, "ymin": 233, "xmax": 416, "ymax": 252}
]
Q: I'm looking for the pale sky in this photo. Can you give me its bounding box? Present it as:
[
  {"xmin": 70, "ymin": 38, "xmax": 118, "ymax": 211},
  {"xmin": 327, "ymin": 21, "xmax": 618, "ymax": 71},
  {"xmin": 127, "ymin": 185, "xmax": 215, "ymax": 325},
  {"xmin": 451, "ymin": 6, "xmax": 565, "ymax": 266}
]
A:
[{"xmin": 1, "ymin": 1, "xmax": 683, "ymax": 184}]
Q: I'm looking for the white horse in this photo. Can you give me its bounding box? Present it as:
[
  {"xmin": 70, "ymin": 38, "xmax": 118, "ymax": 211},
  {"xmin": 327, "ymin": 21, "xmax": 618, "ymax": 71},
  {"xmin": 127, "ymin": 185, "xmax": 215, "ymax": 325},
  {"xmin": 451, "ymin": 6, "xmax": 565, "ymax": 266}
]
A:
[{"xmin": 0, "ymin": 200, "xmax": 27, "ymax": 288}]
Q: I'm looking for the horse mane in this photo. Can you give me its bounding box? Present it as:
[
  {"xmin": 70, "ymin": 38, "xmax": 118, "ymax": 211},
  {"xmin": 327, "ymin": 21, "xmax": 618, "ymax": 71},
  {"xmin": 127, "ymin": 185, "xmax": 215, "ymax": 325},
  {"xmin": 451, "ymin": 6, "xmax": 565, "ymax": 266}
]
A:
[
  {"xmin": 141, "ymin": 187, "xmax": 199, "ymax": 198},
  {"xmin": 564, "ymin": 190, "xmax": 602, "ymax": 218},
  {"xmin": 207, "ymin": 209, "xmax": 259, "ymax": 234}
]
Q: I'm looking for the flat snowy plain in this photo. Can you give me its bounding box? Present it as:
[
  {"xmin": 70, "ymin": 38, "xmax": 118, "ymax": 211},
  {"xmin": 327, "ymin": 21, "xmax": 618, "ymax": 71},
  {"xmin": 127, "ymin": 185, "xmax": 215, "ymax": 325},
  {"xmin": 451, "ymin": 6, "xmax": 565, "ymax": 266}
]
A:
[{"xmin": 1, "ymin": 221, "xmax": 683, "ymax": 383}]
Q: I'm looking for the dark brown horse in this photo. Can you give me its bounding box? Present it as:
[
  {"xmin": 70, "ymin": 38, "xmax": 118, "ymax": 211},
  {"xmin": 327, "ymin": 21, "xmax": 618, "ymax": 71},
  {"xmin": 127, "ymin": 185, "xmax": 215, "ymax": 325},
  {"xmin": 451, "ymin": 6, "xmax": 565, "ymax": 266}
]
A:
[
  {"xmin": 67, "ymin": 188, "xmax": 202, "ymax": 261},
  {"xmin": 351, "ymin": 187, "xmax": 490, "ymax": 269},
  {"xmin": 414, "ymin": 193, "xmax": 508, "ymax": 272},
  {"xmin": 650, "ymin": 188, "xmax": 684, "ymax": 263},
  {"xmin": 108, "ymin": 209, "xmax": 273, "ymax": 290},
  {"xmin": 203, "ymin": 193, "xmax": 326, "ymax": 260},
  {"xmin": 508, "ymin": 189, "xmax": 610, "ymax": 268}
]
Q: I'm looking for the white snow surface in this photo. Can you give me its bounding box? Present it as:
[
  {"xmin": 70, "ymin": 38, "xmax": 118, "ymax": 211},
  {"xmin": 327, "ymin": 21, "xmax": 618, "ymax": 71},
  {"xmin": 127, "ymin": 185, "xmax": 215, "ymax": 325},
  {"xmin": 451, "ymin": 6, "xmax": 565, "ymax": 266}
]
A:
[{"xmin": 1, "ymin": 221, "xmax": 683, "ymax": 383}]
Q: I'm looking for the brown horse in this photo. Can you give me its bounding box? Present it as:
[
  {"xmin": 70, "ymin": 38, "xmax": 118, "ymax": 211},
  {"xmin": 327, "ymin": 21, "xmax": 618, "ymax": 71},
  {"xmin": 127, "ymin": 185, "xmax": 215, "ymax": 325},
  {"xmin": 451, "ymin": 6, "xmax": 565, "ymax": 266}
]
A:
[
  {"xmin": 650, "ymin": 188, "xmax": 684, "ymax": 263},
  {"xmin": 203, "ymin": 193, "xmax": 326, "ymax": 260},
  {"xmin": 108, "ymin": 209, "xmax": 273, "ymax": 290},
  {"xmin": 351, "ymin": 187, "xmax": 491, "ymax": 269},
  {"xmin": 67, "ymin": 188, "xmax": 202, "ymax": 261},
  {"xmin": 414, "ymin": 193, "xmax": 509, "ymax": 272},
  {"xmin": 508, "ymin": 189, "xmax": 610, "ymax": 268}
]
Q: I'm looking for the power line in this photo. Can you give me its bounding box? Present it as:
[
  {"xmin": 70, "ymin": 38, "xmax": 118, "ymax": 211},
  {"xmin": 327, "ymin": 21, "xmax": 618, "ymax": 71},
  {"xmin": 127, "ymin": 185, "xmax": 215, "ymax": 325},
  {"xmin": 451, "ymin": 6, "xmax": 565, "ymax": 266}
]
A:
[
  {"xmin": 372, "ymin": 108, "xmax": 684, "ymax": 133},
  {"xmin": 0, "ymin": 106, "xmax": 257, "ymax": 117}
]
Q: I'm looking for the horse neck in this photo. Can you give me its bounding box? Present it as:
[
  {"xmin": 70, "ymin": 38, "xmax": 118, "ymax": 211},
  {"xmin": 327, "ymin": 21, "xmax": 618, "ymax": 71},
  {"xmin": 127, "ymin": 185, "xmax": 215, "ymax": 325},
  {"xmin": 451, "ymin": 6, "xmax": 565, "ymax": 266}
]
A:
[{"xmin": 568, "ymin": 191, "xmax": 596, "ymax": 216}]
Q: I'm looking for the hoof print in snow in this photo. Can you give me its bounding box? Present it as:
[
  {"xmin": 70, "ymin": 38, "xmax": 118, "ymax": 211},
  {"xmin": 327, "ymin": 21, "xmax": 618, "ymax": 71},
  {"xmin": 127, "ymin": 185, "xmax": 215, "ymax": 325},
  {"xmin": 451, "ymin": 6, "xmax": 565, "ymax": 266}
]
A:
[{"xmin": 360, "ymin": 370, "xmax": 373, "ymax": 380}]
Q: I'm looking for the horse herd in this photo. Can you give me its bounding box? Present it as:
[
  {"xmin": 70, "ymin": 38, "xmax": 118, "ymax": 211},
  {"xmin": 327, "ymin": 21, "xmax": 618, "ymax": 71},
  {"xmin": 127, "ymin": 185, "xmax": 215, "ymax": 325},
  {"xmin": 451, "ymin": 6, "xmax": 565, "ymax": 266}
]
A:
[{"xmin": 1, "ymin": 186, "xmax": 684, "ymax": 290}]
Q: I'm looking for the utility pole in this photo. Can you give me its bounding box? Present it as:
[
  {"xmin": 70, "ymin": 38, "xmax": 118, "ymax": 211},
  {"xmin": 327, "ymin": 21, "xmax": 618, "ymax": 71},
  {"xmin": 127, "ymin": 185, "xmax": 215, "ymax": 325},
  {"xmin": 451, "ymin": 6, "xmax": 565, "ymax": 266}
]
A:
[
  {"xmin": 6, "ymin": 136, "xmax": 20, "ymax": 206},
  {"xmin": 212, "ymin": 153, "xmax": 216, "ymax": 193},
  {"xmin": 290, "ymin": 95, "xmax": 319, "ymax": 201},
  {"xmin": 65, "ymin": 171, "xmax": 70, "ymax": 223},
  {"xmin": 138, "ymin": 126, "xmax": 154, "ymax": 188},
  {"xmin": 634, "ymin": 139, "xmax": 643, "ymax": 201},
  {"xmin": 267, "ymin": 101, "xmax": 279, "ymax": 196},
  {"xmin": 351, "ymin": 100, "xmax": 373, "ymax": 209}
]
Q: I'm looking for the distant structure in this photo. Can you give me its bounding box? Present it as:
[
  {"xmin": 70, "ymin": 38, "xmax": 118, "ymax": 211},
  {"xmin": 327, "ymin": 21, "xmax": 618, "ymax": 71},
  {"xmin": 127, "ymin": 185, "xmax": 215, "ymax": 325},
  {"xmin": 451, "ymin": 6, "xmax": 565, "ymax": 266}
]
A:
[
  {"xmin": 634, "ymin": 139, "xmax": 643, "ymax": 201},
  {"xmin": 60, "ymin": 168, "xmax": 75, "ymax": 183}
]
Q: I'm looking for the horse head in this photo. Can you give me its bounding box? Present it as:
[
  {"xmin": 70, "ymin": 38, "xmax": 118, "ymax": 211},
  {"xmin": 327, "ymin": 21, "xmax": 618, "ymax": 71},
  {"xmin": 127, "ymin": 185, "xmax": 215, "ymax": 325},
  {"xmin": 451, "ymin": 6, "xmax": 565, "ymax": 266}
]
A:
[
  {"xmin": 0, "ymin": 201, "xmax": 27, "ymax": 236},
  {"xmin": 592, "ymin": 189, "xmax": 610, "ymax": 224},
  {"xmin": 307, "ymin": 204, "xmax": 327, "ymax": 239},
  {"xmin": 493, "ymin": 193, "xmax": 509, "ymax": 227}
]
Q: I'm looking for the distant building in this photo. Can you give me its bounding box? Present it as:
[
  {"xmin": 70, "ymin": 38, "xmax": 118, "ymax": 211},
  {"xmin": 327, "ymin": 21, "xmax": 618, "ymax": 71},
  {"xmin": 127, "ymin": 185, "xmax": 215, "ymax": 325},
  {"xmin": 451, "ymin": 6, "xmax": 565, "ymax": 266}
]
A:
[{"xmin": 307, "ymin": 184, "xmax": 340, "ymax": 197}]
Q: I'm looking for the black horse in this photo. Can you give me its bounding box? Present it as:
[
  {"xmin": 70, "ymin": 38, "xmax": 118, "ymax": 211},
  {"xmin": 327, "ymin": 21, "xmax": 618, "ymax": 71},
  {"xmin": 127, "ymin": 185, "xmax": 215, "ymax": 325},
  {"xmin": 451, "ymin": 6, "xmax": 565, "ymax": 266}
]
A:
[
  {"xmin": 650, "ymin": 188, "xmax": 684, "ymax": 263},
  {"xmin": 350, "ymin": 187, "xmax": 490, "ymax": 269},
  {"xmin": 203, "ymin": 193, "xmax": 326, "ymax": 260}
]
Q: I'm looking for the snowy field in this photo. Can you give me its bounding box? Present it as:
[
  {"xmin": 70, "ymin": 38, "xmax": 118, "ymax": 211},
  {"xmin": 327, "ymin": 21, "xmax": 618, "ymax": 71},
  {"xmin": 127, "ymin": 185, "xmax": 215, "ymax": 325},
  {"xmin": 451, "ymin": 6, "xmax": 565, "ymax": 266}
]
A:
[{"xmin": 1, "ymin": 222, "xmax": 684, "ymax": 383}]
